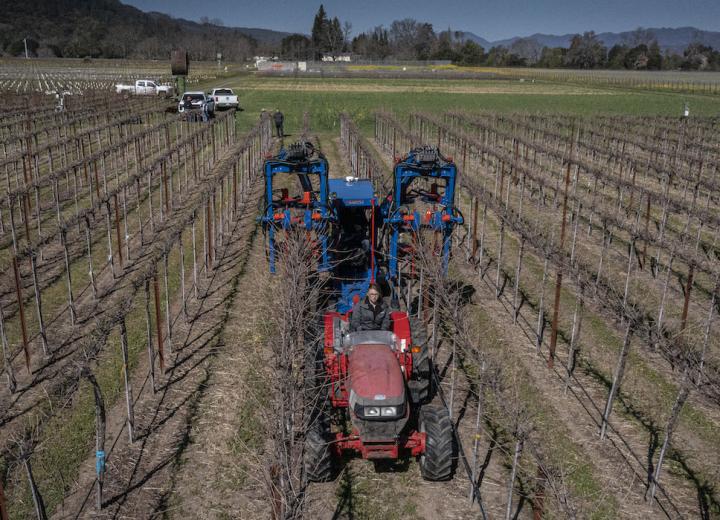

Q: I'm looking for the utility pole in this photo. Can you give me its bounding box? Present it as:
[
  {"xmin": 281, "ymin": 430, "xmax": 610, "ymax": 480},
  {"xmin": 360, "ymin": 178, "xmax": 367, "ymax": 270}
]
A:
[{"xmin": 23, "ymin": 37, "xmax": 30, "ymax": 59}]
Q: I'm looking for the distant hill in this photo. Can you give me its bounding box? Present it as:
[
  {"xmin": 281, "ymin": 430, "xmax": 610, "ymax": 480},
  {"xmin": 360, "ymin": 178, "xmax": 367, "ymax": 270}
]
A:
[
  {"xmin": 455, "ymin": 32, "xmax": 493, "ymax": 49},
  {"xmin": 0, "ymin": 0, "xmax": 292, "ymax": 59},
  {"xmin": 4, "ymin": 1, "xmax": 718, "ymax": 63},
  {"xmin": 458, "ymin": 27, "xmax": 720, "ymax": 53}
]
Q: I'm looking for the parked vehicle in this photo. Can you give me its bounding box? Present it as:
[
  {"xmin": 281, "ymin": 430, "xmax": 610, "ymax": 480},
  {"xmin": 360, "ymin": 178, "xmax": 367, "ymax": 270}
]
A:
[
  {"xmin": 115, "ymin": 80, "xmax": 173, "ymax": 96},
  {"xmin": 178, "ymin": 92, "xmax": 215, "ymax": 120},
  {"xmin": 210, "ymin": 88, "xmax": 239, "ymax": 110}
]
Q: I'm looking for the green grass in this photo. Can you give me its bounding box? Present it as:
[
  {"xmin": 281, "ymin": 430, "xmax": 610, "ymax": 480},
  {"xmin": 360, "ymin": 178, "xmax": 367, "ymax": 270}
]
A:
[
  {"xmin": 227, "ymin": 357, "xmax": 269, "ymax": 488},
  {"xmin": 208, "ymin": 75, "xmax": 720, "ymax": 135},
  {"xmin": 463, "ymin": 302, "xmax": 617, "ymax": 518}
]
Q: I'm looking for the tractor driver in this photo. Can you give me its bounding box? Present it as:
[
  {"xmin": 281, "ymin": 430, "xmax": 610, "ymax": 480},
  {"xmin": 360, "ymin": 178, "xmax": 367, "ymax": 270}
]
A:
[{"xmin": 349, "ymin": 283, "xmax": 391, "ymax": 332}]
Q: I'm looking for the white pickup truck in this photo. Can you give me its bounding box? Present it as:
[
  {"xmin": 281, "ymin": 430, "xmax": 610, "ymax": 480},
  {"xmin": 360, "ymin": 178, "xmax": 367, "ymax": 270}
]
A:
[
  {"xmin": 115, "ymin": 80, "xmax": 174, "ymax": 97},
  {"xmin": 210, "ymin": 88, "xmax": 239, "ymax": 110}
]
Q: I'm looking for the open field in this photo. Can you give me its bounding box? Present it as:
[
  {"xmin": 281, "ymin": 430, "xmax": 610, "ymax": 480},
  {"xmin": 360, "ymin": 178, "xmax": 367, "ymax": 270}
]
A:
[
  {"xmin": 0, "ymin": 58, "xmax": 226, "ymax": 93},
  {"xmin": 223, "ymin": 74, "xmax": 720, "ymax": 134},
  {"xmin": 0, "ymin": 61, "xmax": 719, "ymax": 519}
]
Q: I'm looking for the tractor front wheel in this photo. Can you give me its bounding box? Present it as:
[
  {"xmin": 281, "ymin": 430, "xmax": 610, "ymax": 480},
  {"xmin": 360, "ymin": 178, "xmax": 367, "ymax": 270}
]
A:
[
  {"xmin": 304, "ymin": 417, "xmax": 334, "ymax": 482},
  {"xmin": 418, "ymin": 406, "xmax": 455, "ymax": 481}
]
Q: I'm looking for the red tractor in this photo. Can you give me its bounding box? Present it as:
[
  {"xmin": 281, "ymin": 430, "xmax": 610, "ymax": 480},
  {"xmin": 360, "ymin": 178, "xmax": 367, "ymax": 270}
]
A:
[{"xmin": 304, "ymin": 311, "xmax": 455, "ymax": 482}]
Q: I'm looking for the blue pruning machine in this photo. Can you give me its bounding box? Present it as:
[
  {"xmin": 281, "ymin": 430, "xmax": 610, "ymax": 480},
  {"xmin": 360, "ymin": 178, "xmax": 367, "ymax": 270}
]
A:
[
  {"xmin": 260, "ymin": 141, "xmax": 461, "ymax": 314},
  {"xmin": 382, "ymin": 146, "xmax": 463, "ymax": 293},
  {"xmin": 259, "ymin": 142, "xmax": 333, "ymax": 273}
]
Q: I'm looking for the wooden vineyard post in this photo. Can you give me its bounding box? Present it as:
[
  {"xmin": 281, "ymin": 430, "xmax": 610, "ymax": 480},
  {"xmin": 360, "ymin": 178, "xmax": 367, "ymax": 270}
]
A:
[
  {"xmin": 202, "ymin": 202, "xmax": 208, "ymax": 274},
  {"xmin": 478, "ymin": 198, "xmax": 488, "ymax": 276},
  {"xmin": 513, "ymin": 239, "xmax": 525, "ymax": 323},
  {"xmin": 213, "ymin": 190, "xmax": 219, "ymax": 263},
  {"xmin": 548, "ymin": 146, "xmax": 575, "ymax": 369},
  {"xmin": 153, "ymin": 271, "xmax": 166, "ymax": 372},
  {"xmin": 22, "ymin": 193, "xmax": 32, "ymax": 247},
  {"xmin": 22, "ymin": 451, "xmax": 47, "ymax": 520},
  {"xmin": 12, "ymin": 256, "xmax": 31, "ymax": 372},
  {"xmin": 104, "ymin": 202, "xmax": 116, "ymax": 279},
  {"xmin": 83, "ymin": 368, "xmax": 106, "ymax": 511},
  {"xmin": 511, "ymin": 173, "xmax": 527, "ymax": 322},
  {"xmin": 641, "ymin": 194, "xmax": 651, "ymax": 268},
  {"xmin": 85, "ymin": 216, "xmax": 97, "ymax": 299},
  {"xmin": 163, "ymin": 252, "xmax": 172, "ymax": 353},
  {"xmin": 505, "ymin": 436, "xmax": 524, "ymax": 520},
  {"xmin": 564, "ymin": 283, "xmax": 584, "ymax": 392},
  {"xmin": 656, "ymin": 249, "xmax": 676, "ymax": 337},
  {"xmin": 647, "ymin": 370, "xmax": 691, "ymax": 504},
  {"xmin": 29, "ymin": 252, "xmax": 48, "ymax": 356},
  {"xmin": 535, "ymin": 247, "xmax": 550, "ymax": 353},
  {"xmin": 0, "ymin": 308, "xmax": 17, "ymax": 393},
  {"xmin": 144, "ymin": 279, "xmax": 157, "ymax": 393},
  {"xmin": 680, "ymin": 262, "xmax": 694, "ymax": 332},
  {"xmin": 135, "ymin": 178, "xmax": 144, "ymax": 246},
  {"xmin": 60, "ymin": 228, "xmax": 77, "ymax": 325},
  {"xmin": 192, "ymin": 212, "xmax": 199, "ymax": 299},
  {"xmin": 232, "ymin": 163, "xmax": 238, "ymax": 218},
  {"xmin": 119, "ymin": 319, "xmax": 135, "ymax": 443},
  {"xmin": 162, "ymin": 160, "xmax": 170, "ymax": 214},
  {"xmin": 122, "ymin": 187, "xmax": 130, "ymax": 262},
  {"xmin": 179, "ymin": 232, "xmax": 187, "ymax": 317},
  {"xmin": 600, "ymin": 322, "xmax": 634, "ymax": 440},
  {"xmin": 217, "ymin": 186, "xmax": 224, "ymax": 250},
  {"xmin": 495, "ymin": 213, "xmax": 505, "ymax": 298},
  {"xmin": 620, "ymin": 223, "xmax": 639, "ymax": 318},
  {"xmin": 8, "ymin": 196, "xmax": 18, "ymax": 255},
  {"xmin": 471, "ymin": 196, "xmax": 479, "ymax": 260},
  {"xmin": 469, "ymin": 362, "xmax": 485, "ymax": 504},
  {"xmin": 594, "ymin": 223, "xmax": 610, "ymax": 295},
  {"xmin": 147, "ymin": 169, "xmax": 155, "ymax": 234},
  {"xmin": 113, "ymin": 194, "xmax": 123, "ymax": 269}
]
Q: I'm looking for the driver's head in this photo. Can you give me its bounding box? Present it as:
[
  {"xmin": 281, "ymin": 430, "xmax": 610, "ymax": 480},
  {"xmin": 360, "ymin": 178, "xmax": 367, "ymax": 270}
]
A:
[{"xmin": 367, "ymin": 283, "xmax": 382, "ymax": 305}]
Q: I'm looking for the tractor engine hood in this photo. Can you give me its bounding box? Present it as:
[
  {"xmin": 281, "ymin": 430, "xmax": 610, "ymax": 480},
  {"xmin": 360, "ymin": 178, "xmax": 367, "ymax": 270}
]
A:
[{"xmin": 348, "ymin": 344, "xmax": 408, "ymax": 442}]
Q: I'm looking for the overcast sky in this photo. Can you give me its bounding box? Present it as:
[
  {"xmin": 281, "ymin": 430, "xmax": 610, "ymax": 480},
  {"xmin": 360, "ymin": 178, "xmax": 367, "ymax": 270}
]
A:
[{"xmin": 123, "ymin": 0, "xmax": 720, "ymax": 41}]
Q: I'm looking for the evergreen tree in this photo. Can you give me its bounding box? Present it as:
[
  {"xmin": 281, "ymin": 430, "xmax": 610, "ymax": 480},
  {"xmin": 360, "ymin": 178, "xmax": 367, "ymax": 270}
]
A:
[
  {"xmin": 328, "ymin": 17, "xmax": 344, "ymax": 54},
  {"xmin": 647, "ymin": 41, "xmax": 663, "ymax": 70},
  {"xmin": 311, "ymin": 4, "xmax": 329, "ymax": 59},
  {"xmin": 565, "ymin": 32, "xmax": 607, "ymax": 69},
  {"xmin": 455, "ymin": 40, "xmax": 484, "ymax": 65}
]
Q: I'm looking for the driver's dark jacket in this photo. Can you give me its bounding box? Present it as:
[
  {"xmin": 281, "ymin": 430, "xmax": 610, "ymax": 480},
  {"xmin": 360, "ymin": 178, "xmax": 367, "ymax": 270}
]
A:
[{"xmin": 349, "ymin": 297, "xmax": 391, "ymax": 332}]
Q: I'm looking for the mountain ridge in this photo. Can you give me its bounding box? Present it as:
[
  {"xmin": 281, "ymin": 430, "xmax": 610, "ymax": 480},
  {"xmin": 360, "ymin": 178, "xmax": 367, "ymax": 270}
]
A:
[
  {"xmin": 458, "ymin": 26, "xmax": 720, "ymax": 53},
  {"xmin": 0, "ymin": 0, "xmax": 291, "ymax": 59},
  {"xmin": 3, "ymin": 0, "xmax": 718, "ymax": 59}
]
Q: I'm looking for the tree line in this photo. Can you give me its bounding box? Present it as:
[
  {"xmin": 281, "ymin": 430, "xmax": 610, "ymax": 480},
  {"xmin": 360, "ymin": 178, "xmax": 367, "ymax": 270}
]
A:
[
  {"xmin": 5, "ymin": 0, "xmax": 720, "ymax": 71},
  {"xmin": 281, "ymin": 6, "xmax": 720, "ymax": 71},
  {"xmin": 3, "ymin": 0, "xmax": 265, "ymax": 61}
]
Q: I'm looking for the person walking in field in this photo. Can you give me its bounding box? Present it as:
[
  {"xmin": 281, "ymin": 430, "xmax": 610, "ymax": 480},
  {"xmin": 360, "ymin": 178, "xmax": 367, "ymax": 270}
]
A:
[
  {"xmin": 273, "ymin": 109, "xmax": 284, "ymax": 137},
  {"xmin": 202, "ymin": 99, "xmax": 212, "ymax": 122},
  {"xmin": 349, "ymin": 283, "xmax": 391, "ymax": 332}
]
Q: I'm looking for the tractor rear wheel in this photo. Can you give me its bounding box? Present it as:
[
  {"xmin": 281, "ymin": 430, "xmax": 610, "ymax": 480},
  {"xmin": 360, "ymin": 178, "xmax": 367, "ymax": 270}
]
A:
[
  {"xmin": 418, "ymin": 406, "xmax": 455, "ymax": 481},
  {"xmin": 304, "ymin": 415, "xmax": 334, "ymax": 482},
  {"xmin": 408, "ymin": 317, "xmax": 431, "ymax": 404}
]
